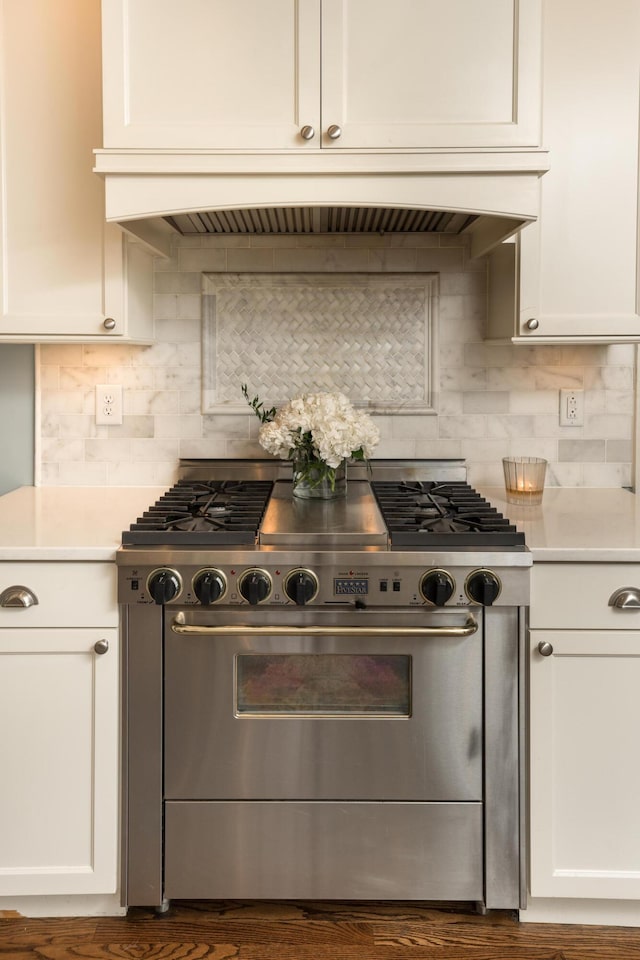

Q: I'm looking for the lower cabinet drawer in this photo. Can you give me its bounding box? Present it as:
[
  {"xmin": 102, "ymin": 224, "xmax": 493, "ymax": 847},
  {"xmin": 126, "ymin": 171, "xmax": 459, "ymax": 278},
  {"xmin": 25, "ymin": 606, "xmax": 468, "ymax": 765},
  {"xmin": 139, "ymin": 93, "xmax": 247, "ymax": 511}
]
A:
[
  {"xmin": 164, "ymin": 801, "xmax": 483, "ymax": 901},
  {"xmin": 0, "ymin": 562, "xmax": 117, "ymax": 627},
  {"xmin": 531, "ymin": 563, "xmax": 640, "ymax": 629}
]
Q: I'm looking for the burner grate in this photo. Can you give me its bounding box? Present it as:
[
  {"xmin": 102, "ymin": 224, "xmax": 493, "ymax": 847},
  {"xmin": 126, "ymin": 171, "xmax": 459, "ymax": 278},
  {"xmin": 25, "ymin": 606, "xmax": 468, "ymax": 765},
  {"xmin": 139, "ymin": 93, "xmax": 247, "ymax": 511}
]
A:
[
  {"xmin": 122, "ymin": 479, "xmax": 274, "ymax": 545},
  {"xmin": 371, "ymin": 480, "xmax": 525, "ymax": 548}
]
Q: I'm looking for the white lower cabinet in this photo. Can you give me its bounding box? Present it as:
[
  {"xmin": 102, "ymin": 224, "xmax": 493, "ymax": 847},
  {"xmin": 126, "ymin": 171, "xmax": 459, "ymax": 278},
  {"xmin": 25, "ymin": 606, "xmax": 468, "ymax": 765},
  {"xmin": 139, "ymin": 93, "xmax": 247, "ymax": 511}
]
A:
[
  {"xmin": 0, "ymin": 564, "xmax": 119, "ymax": 897},
  {"xmin": 529, "ymin": 564, "xmax": 640, "ymax": 900}
]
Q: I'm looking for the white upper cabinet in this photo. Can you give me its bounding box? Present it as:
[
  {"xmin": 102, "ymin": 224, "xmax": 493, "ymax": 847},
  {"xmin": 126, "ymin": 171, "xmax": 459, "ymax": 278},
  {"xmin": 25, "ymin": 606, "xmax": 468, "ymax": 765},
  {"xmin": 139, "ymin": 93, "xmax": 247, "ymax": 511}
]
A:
[
  {"xmin": 0, "ymin": 0, "xmax": 154, "ymax": 341},
  {"xmin": 488, "ymin": 0, "xmax": 640, "ymax": 342},
  {"xmin": 101, "ymin": 0, "xmax": 542, "ymax": 151}
]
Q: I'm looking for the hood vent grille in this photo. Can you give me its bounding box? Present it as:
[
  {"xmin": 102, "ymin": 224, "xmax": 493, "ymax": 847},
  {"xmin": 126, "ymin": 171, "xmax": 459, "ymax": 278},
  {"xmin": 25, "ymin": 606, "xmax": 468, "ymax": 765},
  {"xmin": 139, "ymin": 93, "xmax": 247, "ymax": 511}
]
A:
[{"xmin": 165, "ymin": 206, "xmax": 478, "ymax": 236}]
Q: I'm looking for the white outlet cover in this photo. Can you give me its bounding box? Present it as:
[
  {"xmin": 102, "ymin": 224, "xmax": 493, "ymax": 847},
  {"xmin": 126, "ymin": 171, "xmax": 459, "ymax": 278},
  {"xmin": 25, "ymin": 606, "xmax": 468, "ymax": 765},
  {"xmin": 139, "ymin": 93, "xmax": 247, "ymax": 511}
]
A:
[{"xmin": 96, "ymin": 384, "xmax": 123, "ymax": 425}]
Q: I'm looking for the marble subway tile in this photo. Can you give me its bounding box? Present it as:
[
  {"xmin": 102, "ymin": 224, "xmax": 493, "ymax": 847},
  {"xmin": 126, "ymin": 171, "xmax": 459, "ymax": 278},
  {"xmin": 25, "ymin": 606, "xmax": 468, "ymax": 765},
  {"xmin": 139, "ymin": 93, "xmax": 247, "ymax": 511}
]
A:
[
  {"xmin": 155, "ymin": 415, "xmax": 203, "ymax": 439},
  {"xmin": 462, "ymin": 392, "xmax": 509, "ymax": 414},
  {"xmin": 583, "ymin": 462, "xmax": 632, "ymax": 487},
  {"xmin": 155, "ymin": 316, "xmax": 201, "ymax": 349},
  {"xmin": 130, "ymin": 438, "xmax": 180, "ymax": 462},
  {"xmin": 607, "ymin": 439, "xmax": 633, "ymax": 462},
  {"xmin": 227, "ymin": 248, "xmax": 276, "ymax": 272},
  {"xmin": 55, "ymin": 461, "xmax": 109, "ymax": 485},
  {"xmin": 460, "ymin": 438, "xmax": 508, "ymax": 462},
  {"xmin": 391, "ymin": 416, "xmax": 438, "ymax": 439},
  {"xmin": 177, "ymin": 294, "xmax": 202, "ymax": 321},
  {"xmin": 558, "ymin": 439, "xmax": 606, "ymax": 462},
  {"xmin": 41, "ymin": 438, "xmax": 85, "ymax": 462},
  {"xmin": 488, "ymin": 415, "xmax": 536, "ymax": 438},
  {"xmin": 154, "ymin": 271, "xmax": 203, "ymax": 295},
  {"xmin": 108, "ymin": 461, "xmax": 179, "ymax": 486},
  {"xmin": 509, "ymin": 390, "xmax": 558, "ymax": 414},
  {"xmin": 415, "ymin": 438, "xmax": 463, "ymax": 457},
  {"xmin": 585, "ymin": 414, "xmax": 633, "ymax": 440},
  {"xmin": 367, "ymin": 248, "xmax": 419, "ymax": 271},
  {"xmin": 507, "ymin": 438, "xmax": 558, "ymax": 462},
  {"xmin": 179, "ymin": 248, "xmax": 227, "ymax": 272},
  {"xmin": 203, "ymin": 414, "xmax": 250, "ymax": 438},
  {"xmin": 85, "ymin": 438, "xmax": 133, "ymax": 462},
  {"xmin": 272, "ymin": 247, "xmax": 369, "ymax": 272},
  {"xmin": 126, "ymin": 390, "xmax": 181, "ymax": 415},
  {"xmin": 40, "ymin": 344, "xmax": 84, "ymax": 365},
  {"xmin": 439, "ymin": 415, "xmax": 486, "ymax": 438}
]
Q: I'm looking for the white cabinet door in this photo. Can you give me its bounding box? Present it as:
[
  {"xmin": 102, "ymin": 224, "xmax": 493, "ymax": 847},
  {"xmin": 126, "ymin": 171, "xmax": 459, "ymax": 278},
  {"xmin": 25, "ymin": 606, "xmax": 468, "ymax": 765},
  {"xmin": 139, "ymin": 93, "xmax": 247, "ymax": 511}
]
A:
[
  {"xmin": 102, "ymin": 0, "xmax": 541, "ymax": 151},
  {"xmin": 321, "ymin": 0, "xmax": 541, "ymax": 149},
  {"xmin": 489, "ymin": 0, "xmax": 640, "ymax": 343},
  {"xmin": 529, "ymin": 629, "xmax": 640, "ymax": 899},
  {"xmin": 102, "ymin": 0, "xmax": 321, "ymax": 150},
  {"xmin": 0, "ymin": 628, "xmax": 119, "ymax": 896},
  {"xmin": 0, "ymin": 0, "xmax": 154, "ymax": 341}
]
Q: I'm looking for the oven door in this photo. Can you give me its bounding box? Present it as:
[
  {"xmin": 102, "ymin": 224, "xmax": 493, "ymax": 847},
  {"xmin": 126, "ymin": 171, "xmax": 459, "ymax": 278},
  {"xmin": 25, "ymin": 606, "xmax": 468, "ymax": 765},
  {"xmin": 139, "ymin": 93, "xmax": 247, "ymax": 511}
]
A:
[{"xmin": 164, "ymin": 606, "xmax": 482, "ymax": 802}]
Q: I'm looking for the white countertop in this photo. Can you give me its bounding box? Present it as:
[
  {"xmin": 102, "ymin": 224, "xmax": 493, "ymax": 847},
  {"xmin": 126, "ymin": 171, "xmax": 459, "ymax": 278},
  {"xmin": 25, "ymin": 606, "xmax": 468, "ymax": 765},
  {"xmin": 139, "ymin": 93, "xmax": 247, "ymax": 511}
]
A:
[
  {"xmin": 0, "ymin": 486, "xmax": 165, "ymax": 560},
  {"xmin": 478, "ymin": 485, "xmax": 640, "ymax": 562},
  {"xmin": 0, "ymin": 483, "xmax": 639, "ymax": 562}
]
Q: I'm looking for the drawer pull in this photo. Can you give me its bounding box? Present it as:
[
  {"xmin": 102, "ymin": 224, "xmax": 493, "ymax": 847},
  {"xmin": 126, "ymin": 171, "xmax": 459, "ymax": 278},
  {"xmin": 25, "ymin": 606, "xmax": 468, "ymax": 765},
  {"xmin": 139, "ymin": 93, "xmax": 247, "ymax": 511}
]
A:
[
  {"xmin": 94, "ymin": 639, "xmax": 109, "ymax": 655},
  {"xmin": 0, "ymin": 585, "xmax": 39, "ymax": 608},
  {"xmin": 608, "ymin": 587, "xmax": 640, "ymax": 609},
  {"xmin": 537, "ymin": 641, "xmax": 553, "ymax": 657}
]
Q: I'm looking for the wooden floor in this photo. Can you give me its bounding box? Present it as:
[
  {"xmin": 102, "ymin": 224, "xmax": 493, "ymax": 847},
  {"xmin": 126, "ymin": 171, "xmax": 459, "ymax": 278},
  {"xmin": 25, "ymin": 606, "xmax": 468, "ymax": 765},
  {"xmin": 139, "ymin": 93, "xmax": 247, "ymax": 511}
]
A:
[{"xmin": 2, "ymin": 900, "xmax": 640, "ymax": 960}]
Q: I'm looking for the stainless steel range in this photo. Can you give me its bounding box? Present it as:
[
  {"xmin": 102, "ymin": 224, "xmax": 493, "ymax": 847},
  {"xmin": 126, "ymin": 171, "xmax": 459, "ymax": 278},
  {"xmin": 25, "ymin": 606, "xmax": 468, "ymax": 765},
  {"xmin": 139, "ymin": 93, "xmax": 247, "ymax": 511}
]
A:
[{"xmin": 118, "ymin": 459, "xmax": 530, "ymax": 912}]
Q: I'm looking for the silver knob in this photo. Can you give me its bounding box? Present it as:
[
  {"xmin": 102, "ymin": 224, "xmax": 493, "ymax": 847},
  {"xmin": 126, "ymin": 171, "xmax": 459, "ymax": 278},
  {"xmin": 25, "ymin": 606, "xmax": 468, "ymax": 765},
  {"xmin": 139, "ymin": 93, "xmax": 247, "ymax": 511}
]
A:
[
  {"xmin": 94, "ymin": 638, "xmax": 109, "ymax": 655},
  {"xmin": 300, "ymin": 125, "xmax": 315, "ymax": 140},
  {"xmin": 525, "ymin": 318, "xmax": 539, "ymax": 331},
  {"xmin": 103, "ymin": 317, "xmax": 116, "ymax": 331},
  {"xmin": 327, "ymin": 124, "xmax": 342, "ymax": 139},
  {"xmin": 537, "ymin": 640, "xmax": 553, "ymax": 657},
  {"xmin": 0, "ymin": 585, "xmax": 39, "ymax": 608},
  {"xmin": 608, "ymin": 587, "xmax": 640, "ymax": 609}
]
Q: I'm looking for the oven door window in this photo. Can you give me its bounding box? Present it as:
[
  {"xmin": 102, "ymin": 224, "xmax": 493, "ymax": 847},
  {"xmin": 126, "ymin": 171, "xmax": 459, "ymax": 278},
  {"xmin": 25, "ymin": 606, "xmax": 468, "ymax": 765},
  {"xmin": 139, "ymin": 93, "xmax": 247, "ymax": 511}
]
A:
[{"xmin": 235, "ymin": 653, "xmax": 411, "ymax": 717}]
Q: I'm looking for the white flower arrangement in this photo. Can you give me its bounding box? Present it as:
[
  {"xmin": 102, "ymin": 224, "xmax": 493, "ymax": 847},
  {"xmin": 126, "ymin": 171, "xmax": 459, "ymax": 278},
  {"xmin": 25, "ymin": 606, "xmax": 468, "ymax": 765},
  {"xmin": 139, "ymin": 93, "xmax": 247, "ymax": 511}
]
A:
[{"xmin": 242, "ymin": 385, "xmax": 380, "ymax": 490}]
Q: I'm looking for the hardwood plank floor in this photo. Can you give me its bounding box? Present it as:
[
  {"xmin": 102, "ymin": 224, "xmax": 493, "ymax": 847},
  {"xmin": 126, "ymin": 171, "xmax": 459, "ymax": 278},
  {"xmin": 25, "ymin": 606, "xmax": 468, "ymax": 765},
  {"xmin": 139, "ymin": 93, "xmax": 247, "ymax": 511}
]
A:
[{"xmin": 2, "ymin": 901, "xmax": 640, "ymax": 960}]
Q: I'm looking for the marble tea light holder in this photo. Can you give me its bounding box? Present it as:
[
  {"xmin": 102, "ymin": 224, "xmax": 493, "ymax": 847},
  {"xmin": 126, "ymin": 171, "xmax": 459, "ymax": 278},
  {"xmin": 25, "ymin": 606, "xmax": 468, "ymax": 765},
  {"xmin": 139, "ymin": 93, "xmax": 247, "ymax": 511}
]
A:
[{"xmin": 502, "ymin": 456, "xmax": 547, "ymax": 506}]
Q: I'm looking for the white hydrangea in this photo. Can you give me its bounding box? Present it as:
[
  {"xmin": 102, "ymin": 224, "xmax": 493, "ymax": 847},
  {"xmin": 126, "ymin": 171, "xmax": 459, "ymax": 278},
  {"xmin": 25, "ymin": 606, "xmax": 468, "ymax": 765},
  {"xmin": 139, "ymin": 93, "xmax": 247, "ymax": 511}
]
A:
[{"xmin": 258, "ymin": 391, "xmax": 380, "ymax": 468}]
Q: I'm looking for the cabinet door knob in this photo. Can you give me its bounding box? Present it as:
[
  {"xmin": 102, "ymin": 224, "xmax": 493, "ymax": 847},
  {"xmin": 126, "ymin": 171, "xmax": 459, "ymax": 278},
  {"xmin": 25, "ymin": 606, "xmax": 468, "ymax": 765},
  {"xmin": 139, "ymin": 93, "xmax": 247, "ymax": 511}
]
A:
[
  {"xmin": 0, "ymin": 585, "xmax": 39, "ymax": 608},
  {"xmin": 525, "ymin": 318, "xmax": 539, "ymax": 331},
  {"xmin": 608, "ymin": 587, "xmax": 640, "ymax": 609},
  {"xmin": 537, "ymin": 640, "xmax": 554, "ymax": 657},
  {"xmin": 94, "ymin": 638, "xmax": 109, "ymax": 655},
  {"xmin": 327, "ymin": 124, "xmax": 342, "ymax": 139},
  {"xmin": 103, "ymin": 317, "xmax": 116, "ymax": 331},
  {"xmin": 300, "ymin": 125, "xmax": 315, "ymax": 140}
]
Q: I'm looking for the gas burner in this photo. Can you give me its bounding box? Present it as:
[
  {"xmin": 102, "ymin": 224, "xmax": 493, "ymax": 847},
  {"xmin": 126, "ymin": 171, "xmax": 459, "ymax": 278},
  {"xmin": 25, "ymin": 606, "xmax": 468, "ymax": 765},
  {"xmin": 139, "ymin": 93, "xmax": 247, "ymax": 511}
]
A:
[
  {"xmin": 122, "ymin": 479, "xmax": 274, "ymax": 545},
  {"xmin": 371, "ymin": 480, "xmax": 525, "ymax": 548}
]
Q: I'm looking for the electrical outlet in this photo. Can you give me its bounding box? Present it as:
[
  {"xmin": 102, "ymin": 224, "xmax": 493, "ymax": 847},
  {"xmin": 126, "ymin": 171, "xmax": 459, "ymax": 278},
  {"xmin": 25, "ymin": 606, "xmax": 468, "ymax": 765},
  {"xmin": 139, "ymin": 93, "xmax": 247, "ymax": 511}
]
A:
[
  {"xmin": 96, "ymin": 384, "xmax": 123, "ymax": 425},
  {"xmin": 559, "ymin": 388, "xmax": 584, "ymax": 426}
]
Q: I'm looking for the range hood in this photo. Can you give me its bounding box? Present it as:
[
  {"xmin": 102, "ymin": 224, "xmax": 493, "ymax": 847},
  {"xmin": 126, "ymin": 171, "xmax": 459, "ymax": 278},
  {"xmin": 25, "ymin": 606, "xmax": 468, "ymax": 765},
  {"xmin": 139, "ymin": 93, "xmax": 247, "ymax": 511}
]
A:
[{"xmin": 94, "ymin": 149, "xmax": 550, "ymax": 259}]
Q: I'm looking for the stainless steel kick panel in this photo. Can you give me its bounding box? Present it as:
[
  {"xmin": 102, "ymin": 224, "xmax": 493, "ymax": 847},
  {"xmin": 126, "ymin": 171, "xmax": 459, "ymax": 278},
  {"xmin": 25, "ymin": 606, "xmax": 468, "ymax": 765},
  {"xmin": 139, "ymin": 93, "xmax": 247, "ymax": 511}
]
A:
[{"xmin": 164, "ymin": 801, "xmax": 484, "ymax": 901}]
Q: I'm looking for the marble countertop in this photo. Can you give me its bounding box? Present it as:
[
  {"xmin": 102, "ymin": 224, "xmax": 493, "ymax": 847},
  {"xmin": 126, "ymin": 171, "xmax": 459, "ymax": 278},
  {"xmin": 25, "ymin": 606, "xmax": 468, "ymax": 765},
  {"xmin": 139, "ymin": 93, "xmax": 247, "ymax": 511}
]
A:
[
  {"xmin": 477, "ymin": 485, "xmax": 640, "ymax": 561},
  {"xmin": 0, "ymin": 486, "xmax": 165, "ymax": 560},
  {"xmin": 0, "ymin": 484, "xmax": 639, "ymax": 562}
]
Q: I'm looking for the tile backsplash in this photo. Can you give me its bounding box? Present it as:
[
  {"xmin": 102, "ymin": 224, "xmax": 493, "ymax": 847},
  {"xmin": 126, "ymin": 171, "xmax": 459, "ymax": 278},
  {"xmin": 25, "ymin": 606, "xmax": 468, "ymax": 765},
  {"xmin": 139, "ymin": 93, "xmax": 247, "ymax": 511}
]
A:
[{"xmin": 39, "ymin": 233, "xmax": 635, "ymax": 488}]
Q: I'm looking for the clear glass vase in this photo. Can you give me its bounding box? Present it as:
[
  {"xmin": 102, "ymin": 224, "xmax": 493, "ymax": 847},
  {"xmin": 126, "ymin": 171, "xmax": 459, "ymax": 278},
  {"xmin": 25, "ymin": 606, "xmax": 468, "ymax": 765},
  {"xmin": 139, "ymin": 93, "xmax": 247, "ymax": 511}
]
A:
[{"xmin": 291, "ymin": 458, "xmax": 347, "ymax": 500}]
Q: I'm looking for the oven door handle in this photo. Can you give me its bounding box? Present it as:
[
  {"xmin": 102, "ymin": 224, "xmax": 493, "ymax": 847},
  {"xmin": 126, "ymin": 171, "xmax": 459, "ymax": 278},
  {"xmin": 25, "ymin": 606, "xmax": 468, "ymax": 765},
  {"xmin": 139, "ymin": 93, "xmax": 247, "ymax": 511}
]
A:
[{"xmin": 170, "ymin": 614, "xmax": 479, "ymax": 638}]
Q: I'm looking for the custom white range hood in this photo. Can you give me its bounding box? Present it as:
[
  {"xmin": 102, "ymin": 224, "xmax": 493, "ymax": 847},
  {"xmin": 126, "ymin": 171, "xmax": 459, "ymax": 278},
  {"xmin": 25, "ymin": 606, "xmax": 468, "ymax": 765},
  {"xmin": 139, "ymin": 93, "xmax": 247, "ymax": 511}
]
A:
[{"xmin": 94, "ymin": 148, "xmax": 550, "ymax": 259}]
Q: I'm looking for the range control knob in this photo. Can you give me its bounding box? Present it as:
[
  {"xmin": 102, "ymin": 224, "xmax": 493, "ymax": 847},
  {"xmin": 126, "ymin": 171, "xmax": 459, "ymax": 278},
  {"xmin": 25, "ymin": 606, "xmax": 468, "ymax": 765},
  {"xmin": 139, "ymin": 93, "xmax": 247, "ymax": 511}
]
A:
[
  {"xmin": 465, "ymin": 569, "xmax": 501, "ymax": 606},
  {"xmin": 238, "ymin": 568, "xmax": 272, "ymax": 605},
  {"xmin": 420, "ymin": 569, "xmax": 455, "ymax": 606},
  {"xmin": 193, "ymin": 568, "xmax": 226, "ymax": 605},
  {"xmin": 147, "ymin": 568, "xmax": 182, "ymax": 605},
  {"xmin": 283, "ymin": 568, "xmax": 319, "ymax": 605}
]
